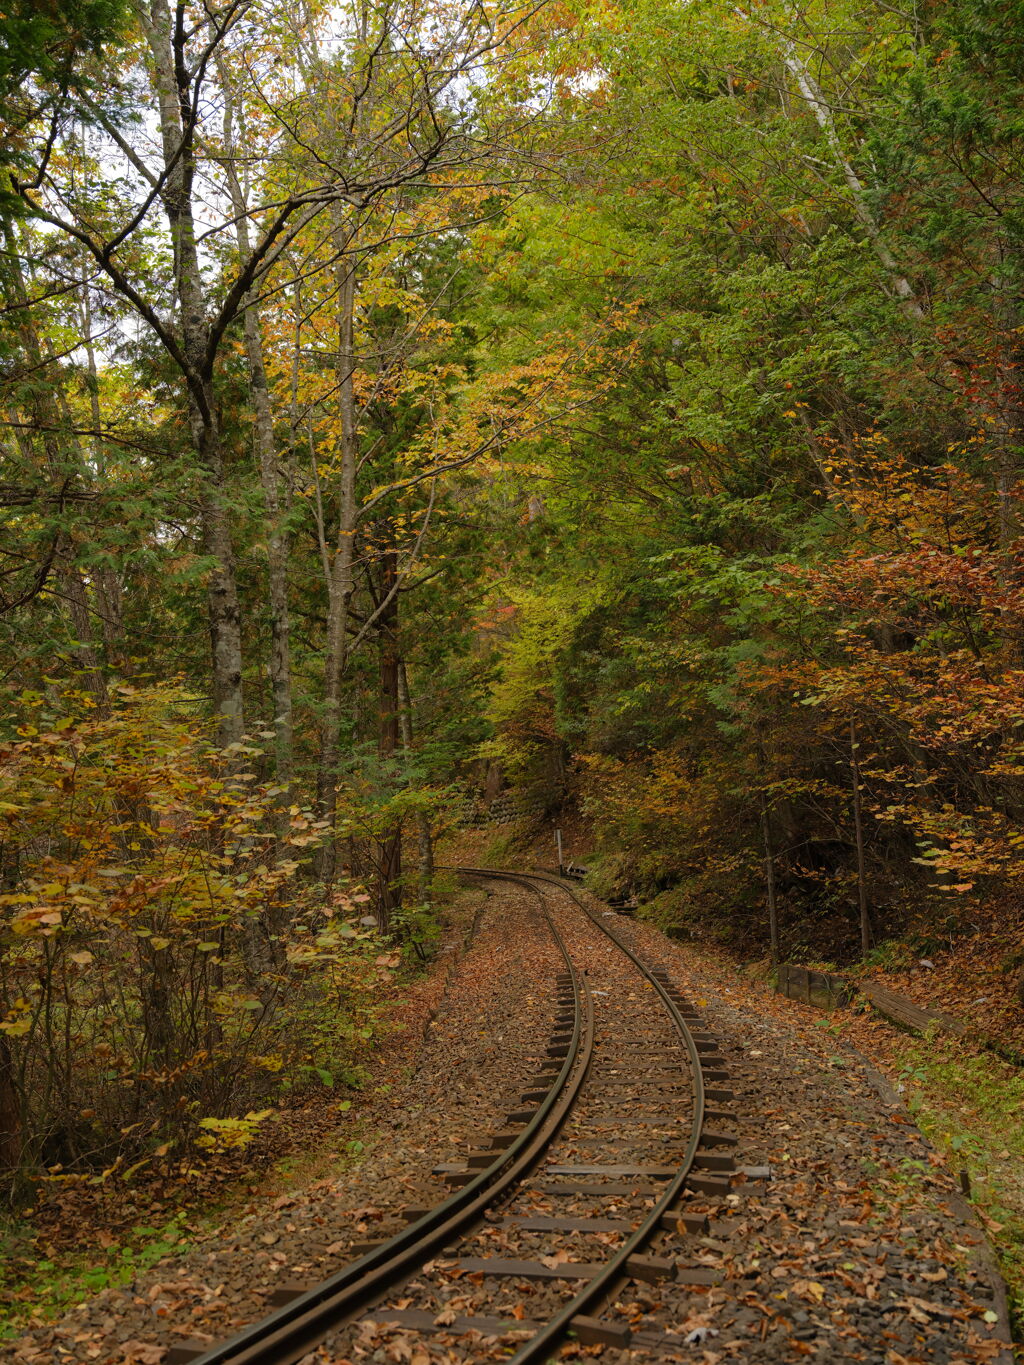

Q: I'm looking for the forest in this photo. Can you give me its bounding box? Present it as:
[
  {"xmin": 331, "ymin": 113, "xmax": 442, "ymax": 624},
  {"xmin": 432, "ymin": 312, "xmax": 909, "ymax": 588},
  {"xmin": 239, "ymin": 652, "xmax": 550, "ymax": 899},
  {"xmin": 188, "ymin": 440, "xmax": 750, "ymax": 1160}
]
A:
[{"xmin": 1, "ymin": 0, "xmax": 1023, "ymax": 1245}]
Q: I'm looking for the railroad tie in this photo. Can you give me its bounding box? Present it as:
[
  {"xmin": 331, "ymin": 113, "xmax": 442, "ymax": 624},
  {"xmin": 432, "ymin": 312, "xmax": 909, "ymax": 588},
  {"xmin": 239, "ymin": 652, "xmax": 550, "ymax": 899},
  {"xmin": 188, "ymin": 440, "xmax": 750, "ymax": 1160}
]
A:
[
  {"xmin": 675, "ymin": 1265, "xmax": 724, "ymax": 1288},
  {"xmin": 542, "ymin": 1163, "xmax": 677, "ymax": 1178},
  {"xmin": 579, "ymin": 1114, "xmax": 689, "ymax": 1127},
  {"xmin": 166, "ymin": 1345, "xmax": 213, "ymax": 1365},
  {"xmin": 530, "ymin": 1179, "xmax": 662, "ymax": 1195},
  {"xmin": 466, "ymin": 1149, "xmax": 502, "ymax": 1167},
  {"xmin": 693, "ymin": 1151, "xmax": 737, "ymax": 1172},
  {"xmin": 687, "ymin": 1172, "xmax": 734, "ymax": 1197},
  {"xmin": 266, "ymin": 1280, "xmax": 315, "ymax": 1307},
  {"xmin": 435, "ymin": 1255, "xmax": 712, "ymax": 1287},
  {"xmin": 362, "ymin": 1308, "xmax": 541, "ymax": 1335},
  {"xmin": 658, "ymin": 1209, "xmax": 710, "ymax": 1234},
  {"xmin": 445, "ymin": 1256, "xmax": 604, "ymax": 1280},
  {"xmin": 501, "ymin": 1214, "xmax": 634, "ymax": 1233},
  {"xmin": 401, "ymin": 1206, "xmax": 431, "ymax": 1222},
  {"xmin": 572, "ymin": 1315, "xmax": 633, "ymax": 1349},
  {"xmin": 486, "ymin": 1127, "xmax": 523, "ymax": 1148},
  {"xmin": 626, "ymin": 1254, "xmax": 677, "ymax": 1284}
]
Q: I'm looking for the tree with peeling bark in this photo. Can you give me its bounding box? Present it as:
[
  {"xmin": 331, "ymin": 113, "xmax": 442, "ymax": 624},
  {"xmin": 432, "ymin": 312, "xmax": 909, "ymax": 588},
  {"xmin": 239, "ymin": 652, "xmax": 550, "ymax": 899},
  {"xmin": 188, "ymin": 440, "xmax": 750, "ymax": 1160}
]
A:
[{"xmin": 10, "ymin": 0, "xmax": 545, "ymax": 749}]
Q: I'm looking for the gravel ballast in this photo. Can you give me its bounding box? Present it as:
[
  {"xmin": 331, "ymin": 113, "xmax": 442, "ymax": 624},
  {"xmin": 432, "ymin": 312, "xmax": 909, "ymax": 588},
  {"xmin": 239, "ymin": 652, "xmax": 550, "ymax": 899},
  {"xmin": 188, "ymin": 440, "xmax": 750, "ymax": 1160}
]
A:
[{"xmin": 6, "ymin": 874, "xmax": 1014, "ymax": 1365}]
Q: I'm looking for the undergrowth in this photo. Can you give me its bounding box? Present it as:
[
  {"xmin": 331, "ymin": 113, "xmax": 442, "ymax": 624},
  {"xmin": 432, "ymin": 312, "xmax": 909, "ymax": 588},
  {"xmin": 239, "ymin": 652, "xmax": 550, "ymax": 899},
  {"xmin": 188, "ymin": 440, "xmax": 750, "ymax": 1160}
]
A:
[{"xmin": 894, "ymin": 1034, "xmax": 1024, "ymax": 1344}]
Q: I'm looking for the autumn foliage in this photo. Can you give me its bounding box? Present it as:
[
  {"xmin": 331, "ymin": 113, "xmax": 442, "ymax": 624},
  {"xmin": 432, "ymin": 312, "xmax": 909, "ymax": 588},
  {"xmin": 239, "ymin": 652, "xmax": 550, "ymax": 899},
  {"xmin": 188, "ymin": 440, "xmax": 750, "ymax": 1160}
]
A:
[{"xmin": 0, "ymin": 686, "xmax": 386, "ymax": 1195}]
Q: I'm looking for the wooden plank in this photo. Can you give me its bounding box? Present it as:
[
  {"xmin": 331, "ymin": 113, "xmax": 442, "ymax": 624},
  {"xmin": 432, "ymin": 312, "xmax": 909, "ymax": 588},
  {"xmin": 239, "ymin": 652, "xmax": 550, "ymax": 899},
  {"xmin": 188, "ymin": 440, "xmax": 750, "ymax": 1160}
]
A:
[
  {"xmin": 860, "ymin": 980, "xmax": 966, "ymax": 1036},
  {"xmin": 699, "ymin": 1131, "xmax": 739, "ymax": 1148},
  {"xmin": 687, "ymin": 1174, "xmax": 732, "ymax": 1196},
  {"xmin": 777, "ymin": 961, "xmax": 854, "ymax": 1009},
  {"xmin": 630, "ymin": 1329, "xmax": 692, "ymax": 1353},
  {"xmin": 267, "ymin": 1281, "xmax": 315, "ymax": 1306},
  {"xmin": 693, "ymin": 1153, "xmax": 736, "ymax": 1172}
]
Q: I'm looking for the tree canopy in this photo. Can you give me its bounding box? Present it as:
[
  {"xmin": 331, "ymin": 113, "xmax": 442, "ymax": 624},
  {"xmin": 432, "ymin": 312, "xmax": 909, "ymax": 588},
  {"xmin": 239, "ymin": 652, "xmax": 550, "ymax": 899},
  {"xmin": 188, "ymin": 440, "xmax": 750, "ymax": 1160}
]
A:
[{"xmin": 2, "ymin": 0, "xmax": 1024, "ymax": 1196}]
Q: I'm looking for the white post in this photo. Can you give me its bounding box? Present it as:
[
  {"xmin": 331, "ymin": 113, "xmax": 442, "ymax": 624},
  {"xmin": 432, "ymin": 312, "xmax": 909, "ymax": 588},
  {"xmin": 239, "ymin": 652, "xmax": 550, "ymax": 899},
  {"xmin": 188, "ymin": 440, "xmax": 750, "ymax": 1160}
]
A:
[{"xmin": 555, "ymin": 828, "xmax": 563, "ymax": 875}]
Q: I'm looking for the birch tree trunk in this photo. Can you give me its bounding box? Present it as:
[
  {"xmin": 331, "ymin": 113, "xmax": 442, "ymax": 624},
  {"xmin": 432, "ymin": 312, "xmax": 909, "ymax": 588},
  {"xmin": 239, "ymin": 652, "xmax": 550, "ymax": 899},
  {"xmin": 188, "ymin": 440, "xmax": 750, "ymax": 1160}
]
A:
[{"xmin": 780, "ymin": 42, "xmax": 926, "ymax": 321}]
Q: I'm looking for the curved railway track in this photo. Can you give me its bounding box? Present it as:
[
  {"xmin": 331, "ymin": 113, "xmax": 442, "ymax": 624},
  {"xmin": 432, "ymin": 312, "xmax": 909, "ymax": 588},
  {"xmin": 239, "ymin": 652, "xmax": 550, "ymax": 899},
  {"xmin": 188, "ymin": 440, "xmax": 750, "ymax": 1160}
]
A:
[{"xmin": 174, "ymin": 869, "xmax": 739, "ymax": 1365}]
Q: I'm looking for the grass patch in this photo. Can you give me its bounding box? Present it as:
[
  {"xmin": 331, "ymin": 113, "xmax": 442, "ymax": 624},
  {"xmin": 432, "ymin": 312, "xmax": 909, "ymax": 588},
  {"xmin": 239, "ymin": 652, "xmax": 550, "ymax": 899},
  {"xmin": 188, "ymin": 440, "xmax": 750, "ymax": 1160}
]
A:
[
  {"xmin": 479, "ymin": 825, "xmax": 532, "ymax": 867},
  {"xmin": 893, "ymin": 1033, "xmax": 1024, "ymax": 1344},
  {"xmin": 0, "ymin": 1212, "xmax": 193, "ymax": 1337}
]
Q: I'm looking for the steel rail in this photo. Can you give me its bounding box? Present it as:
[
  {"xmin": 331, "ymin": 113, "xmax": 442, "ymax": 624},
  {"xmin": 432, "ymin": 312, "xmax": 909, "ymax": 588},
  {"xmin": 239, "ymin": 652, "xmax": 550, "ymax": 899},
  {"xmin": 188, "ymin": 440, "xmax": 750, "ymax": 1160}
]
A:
[
  {"xmin": 185, "ymin": 878, "xmax": 592, "ymax": 1365},
  {"xmin": 451, "ymin": 866, "xmax": 707, "ymax": 1365}
]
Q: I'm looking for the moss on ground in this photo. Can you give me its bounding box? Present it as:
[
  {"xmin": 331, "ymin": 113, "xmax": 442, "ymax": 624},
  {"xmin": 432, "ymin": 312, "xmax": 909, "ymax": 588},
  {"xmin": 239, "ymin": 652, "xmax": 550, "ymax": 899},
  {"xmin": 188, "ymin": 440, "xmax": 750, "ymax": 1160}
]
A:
[
  {"xmin": 892, "ymin": 1033, "xmax": 1024, "ymax": 1346},
  {"xmin": 0, "ymin": 1212, "xmax": 193, "ymax": 1337}
]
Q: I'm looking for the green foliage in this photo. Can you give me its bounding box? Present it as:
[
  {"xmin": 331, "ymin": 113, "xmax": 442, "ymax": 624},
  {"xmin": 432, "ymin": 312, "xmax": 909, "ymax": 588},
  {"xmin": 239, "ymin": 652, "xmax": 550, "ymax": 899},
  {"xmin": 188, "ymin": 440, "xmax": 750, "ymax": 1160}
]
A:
[
  {"xmin": 896, "ymin": 1037, "xmax": 1024, "ymax": 1334},
  {"xmin": 0, "ymin": 684, "xmax": 387, "ymax": 1198},
  {"xmin": 0, "ymin": 0, "xmax": 127, "ymax": 96},
  {"xmin": 0, "ymin": 0, "xmax": 129, "ymax": 221},
  {"xmin": 466, "ymin": 0, "xmax": 1024, "ymax": 966}
]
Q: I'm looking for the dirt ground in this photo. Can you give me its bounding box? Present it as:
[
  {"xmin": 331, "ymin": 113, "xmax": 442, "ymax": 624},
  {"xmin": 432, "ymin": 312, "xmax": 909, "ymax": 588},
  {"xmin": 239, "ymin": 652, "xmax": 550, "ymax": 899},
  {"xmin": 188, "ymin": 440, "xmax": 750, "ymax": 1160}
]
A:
[{"xmin": 4, "ymin": 867, "xmax": 1015, "ymax": 1365}]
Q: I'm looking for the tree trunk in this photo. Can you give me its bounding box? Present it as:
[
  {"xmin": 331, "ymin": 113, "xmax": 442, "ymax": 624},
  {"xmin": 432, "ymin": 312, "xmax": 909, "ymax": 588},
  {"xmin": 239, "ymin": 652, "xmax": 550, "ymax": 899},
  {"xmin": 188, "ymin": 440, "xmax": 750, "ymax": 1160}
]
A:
[
  {"xmin": 193, "ymin": 407, "xmax": 245, "ymax": 749},
  {"xmin": 756, "ymin": 731, "xmax": 780, "ymax": 966},
  {"xmin": 759, "ymin": 789, "xmax": 780, "ymax": 968},
  {"xmin": 781, "ymin": 42, "xmax": 925, "ymax": 321},
  {"xmin": 317, "ymin": 222, "xmax": 360, "ymax": 878},
  {"xmin": 850, "ymin": 719, "xmax": 871, "ymax": 958},
  {"xmin": 60, "ymin": 552, "xmax": 109, "ymax": 708},
  {"xmin": 2, "ymin": 234, "xmax": 109, "ymax": 709},
  {"xmin": 142, "ymin": 0, "xmax": 245, "ymax": 750},
  {"xmin": 0, "ymin": 1033, "xmax": 22, "ymax": 1179},
  {"xmin": 81, "ymin": 280, "xmax": 125, "ymax": 664},
  {"xmin": 398, "ymin": 660, "xmax": 433, "ymax": 900},
  {"xmin": 221, "ymin": 74, "xmax": 294, "ymax": 786},
  {"xmin": 376, "ymin": 545, "xmax": 402, "ymax": 933}
]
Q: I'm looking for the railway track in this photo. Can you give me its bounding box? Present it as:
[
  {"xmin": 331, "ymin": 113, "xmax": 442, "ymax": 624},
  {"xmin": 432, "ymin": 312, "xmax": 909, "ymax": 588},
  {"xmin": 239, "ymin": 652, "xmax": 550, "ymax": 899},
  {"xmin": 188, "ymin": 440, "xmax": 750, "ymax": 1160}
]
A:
[{"xmin": 172, "ymin": 869, "xmax": 745, "ymax": 1365}]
